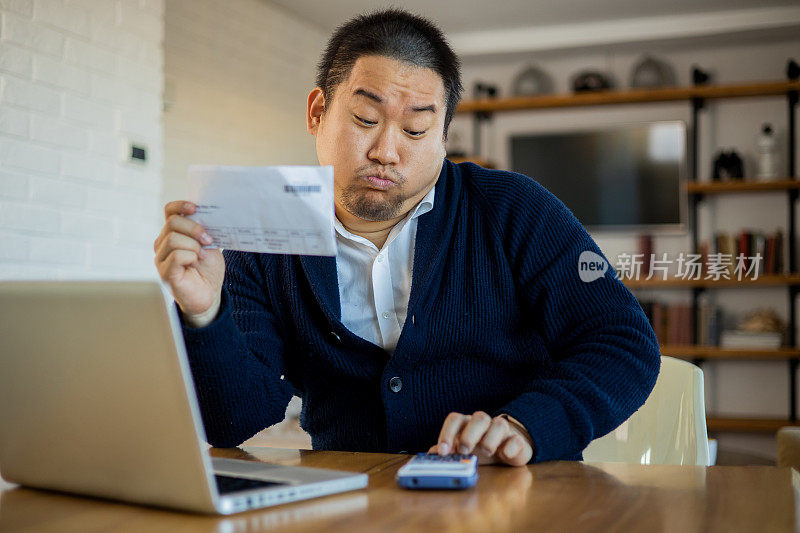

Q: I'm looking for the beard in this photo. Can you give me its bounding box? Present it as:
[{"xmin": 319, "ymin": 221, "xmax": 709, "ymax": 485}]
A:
[{"xmin": 340, "ymin": 172, "xmax": 410, "ymax": 222}]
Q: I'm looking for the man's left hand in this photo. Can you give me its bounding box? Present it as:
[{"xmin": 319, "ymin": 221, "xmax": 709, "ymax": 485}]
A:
[{"xmin": 428, "ymin": 411, "xmax": 533, "ymax": 466}]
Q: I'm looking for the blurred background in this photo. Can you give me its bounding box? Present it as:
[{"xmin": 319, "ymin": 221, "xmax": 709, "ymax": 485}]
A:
[{"xmin": 1, "ymin": 0, "xmax": 798, "ymax": 464}]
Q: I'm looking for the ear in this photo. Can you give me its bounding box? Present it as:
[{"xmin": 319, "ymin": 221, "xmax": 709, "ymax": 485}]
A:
[{"xmin": 307, "ymin": 87, "xmax": 325, "ymax": 136}]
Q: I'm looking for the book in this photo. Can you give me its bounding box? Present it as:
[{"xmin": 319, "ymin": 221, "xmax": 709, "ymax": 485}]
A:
[
  {"xmin": 719, "ymin": 330, "xmax": 783, "ymax": 349},
  {"xmin": 766, "ymin": 234, "xmax": 776, "ymax": 274},
  {"xmin": 710, "ymin": 229, "xmax": 781, "ymax": 276}
]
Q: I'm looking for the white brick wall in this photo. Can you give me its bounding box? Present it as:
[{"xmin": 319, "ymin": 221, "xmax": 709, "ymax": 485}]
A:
[
  {"xmin": 162, "ymin": 0, "xmax": 326, "ymax": 204},
  {"xmin": 0, "ymin": 0, "xmax": 164, "ymax": 280},
  {"xmin": 161, "ymin": 0, "xmax": 328, "ymax": 447}
]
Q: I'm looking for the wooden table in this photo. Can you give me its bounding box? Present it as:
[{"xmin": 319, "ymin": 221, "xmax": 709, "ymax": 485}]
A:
[{"xmin": 0, "ymin": 447, "xmax": 796, "ymax": 532}]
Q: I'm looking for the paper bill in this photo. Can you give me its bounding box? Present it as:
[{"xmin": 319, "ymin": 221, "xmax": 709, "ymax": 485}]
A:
[{"xmin": 187, "ymin": 165, "xmax": 336, "ymax": 256}]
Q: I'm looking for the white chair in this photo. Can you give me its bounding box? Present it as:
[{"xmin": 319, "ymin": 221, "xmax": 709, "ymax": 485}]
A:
[
  {"xmin": 582, "ymin": 356, "xmax": 710, "ymax": 466},
  {"xmin": 777, "ymin": 426, "xmax": 800, "ymax": 470}
]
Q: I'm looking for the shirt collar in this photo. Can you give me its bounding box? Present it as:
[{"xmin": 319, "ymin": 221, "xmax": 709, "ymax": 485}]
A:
[{"xmin": 411, "ymin": 184, "xmax": 436, "ymax": 219}]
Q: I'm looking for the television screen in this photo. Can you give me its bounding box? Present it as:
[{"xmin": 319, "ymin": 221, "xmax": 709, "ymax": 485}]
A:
[{"xmin": 510, "ymin": 121, "xmax": 686, "ymax": 231}]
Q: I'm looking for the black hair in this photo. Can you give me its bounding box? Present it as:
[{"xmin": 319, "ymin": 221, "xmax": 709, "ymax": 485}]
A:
[{"xmin": 315, "ymin": 8, "xmax": 463, "ymax": 140}]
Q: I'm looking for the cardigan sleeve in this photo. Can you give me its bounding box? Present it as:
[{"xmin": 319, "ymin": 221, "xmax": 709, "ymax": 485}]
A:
[
  {"xmin": 178, "ymin": 250, "xmax": 294, "ymax": 448},
  {"xmin": 491, "ymin": 175, "xmax": 661, "ymax": 463}
]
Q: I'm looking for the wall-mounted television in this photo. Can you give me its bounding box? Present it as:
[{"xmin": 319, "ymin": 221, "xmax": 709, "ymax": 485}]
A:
[{"xmin": 510, "ymin": 121, "xmax": 687, "ymax": 232}]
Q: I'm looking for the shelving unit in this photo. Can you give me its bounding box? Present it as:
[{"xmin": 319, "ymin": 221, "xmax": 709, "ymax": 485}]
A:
[{"xmin": 455, "ymin": 65, "xmax": 799, "ymax": 434}]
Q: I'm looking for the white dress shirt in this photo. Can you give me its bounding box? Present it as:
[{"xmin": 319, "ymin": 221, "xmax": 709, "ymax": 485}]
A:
[{"xmin": 334, "ymin": 186, "xmax": 435, "ymax": 353}]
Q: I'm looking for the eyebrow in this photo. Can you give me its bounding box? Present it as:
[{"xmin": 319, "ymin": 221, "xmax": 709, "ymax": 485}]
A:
[{"xmin": 353, "ymin": 88, "xmax": 437, "ymax": 113}]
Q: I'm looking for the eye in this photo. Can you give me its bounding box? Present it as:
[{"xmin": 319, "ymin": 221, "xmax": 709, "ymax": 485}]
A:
[
  {"xmin": 355, "ymin": 115, "xmax": 377, "ymax": 126},
  {"xmin": 355, "ymin": 114, "xmax": 425, "ymax": 137}
]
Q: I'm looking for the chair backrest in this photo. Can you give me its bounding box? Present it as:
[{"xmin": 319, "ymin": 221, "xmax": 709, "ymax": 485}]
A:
[{"xmin": 582, "ymin": 356, "xmax": 710, "ymax": 466}]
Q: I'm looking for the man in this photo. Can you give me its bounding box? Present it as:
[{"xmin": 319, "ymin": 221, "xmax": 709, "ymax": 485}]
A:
[{"xmin": 153, "ymin": 9, "xmax": 660, "ymax": 466}]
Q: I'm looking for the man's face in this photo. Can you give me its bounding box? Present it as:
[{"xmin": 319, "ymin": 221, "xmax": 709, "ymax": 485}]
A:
[{"xmin": 307, "ymin": 55, "xmax": 447, "ymax": 223}]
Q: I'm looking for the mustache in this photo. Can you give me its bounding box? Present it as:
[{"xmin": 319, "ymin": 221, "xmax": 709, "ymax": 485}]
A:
[{"xmin": 355, "ymin": 166, "xmax": 405, "ymax": 184}]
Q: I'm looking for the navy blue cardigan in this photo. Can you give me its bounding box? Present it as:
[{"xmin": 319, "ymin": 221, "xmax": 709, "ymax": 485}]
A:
[{"xmin": 179, "ymin": 159, "xmax": 660, "ymax": 462}]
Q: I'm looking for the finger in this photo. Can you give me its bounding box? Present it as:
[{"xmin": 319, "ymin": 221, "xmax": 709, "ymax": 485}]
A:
[
  {"xmin": 164, "ymin": 200, "xmax": 196, "ymax": 220},
  {"xmin": 498, "ymin": 435, "xmax": 532, "ymax": 467},
  {"xmin": 153, "ymin": 223, "xmax": 170, "ymax": 253},
  {"xmin": 456, "ymin": 411, "xmax": 492, "ymax": 455},
  {"xmin": 473, "ymin": 448, "xmax": 499, "ymax": 465},
  {"xmin": 477, "ymin": 416, "xmax": 511, "ymax": 456},
  {"xmin": 158, "ymin": 249, "xmax": 199, "ymax": 282},
  {"xmin": 437, "ymin": 412, "xmax": 469, "ymax": 455},
  {"xmin": 428, "ymin": 444, "xmax": 439, "ymax": 454},
  {"xmin": 155, "ymin": 214, "xmax": 212, "ymax": 254},
  {"xmin": 154, "ymin": 212, "xmax": 207, "ymax": 252},
  {"xmin": 155, "ymin": 231, "xmax": 203, "ymax": 264},
  {"xmin": 167, "ymin": 213, "xmax": 211, "ymax": 243}
]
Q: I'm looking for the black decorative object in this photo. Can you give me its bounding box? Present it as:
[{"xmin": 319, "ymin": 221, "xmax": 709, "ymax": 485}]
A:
[
  {"xmin": 473, "ymin": 82, "xmax": 497, "ymax": 119},
  {"xmin": 788, "ymin": 59, "xmax": 799, "ymax": 80},
  {"xmin": 571, "ymin": 70, "xmax": 615, "ymax": 92},
  {"xmin": 692, "ymin": 66, "xmax": 710, "ymax": 86},
  {"xmin": 712, "ymin": 150, "xmax": 744, "ymax": 180},
  {"xmin": 473, "ymin": 82, "xmax": 498, "ymax": 99}
]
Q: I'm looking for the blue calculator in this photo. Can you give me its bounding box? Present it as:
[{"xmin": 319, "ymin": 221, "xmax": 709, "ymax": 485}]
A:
[{"xmin": 396, "ymin": 453, "xmax": 478, "ymax": 489}]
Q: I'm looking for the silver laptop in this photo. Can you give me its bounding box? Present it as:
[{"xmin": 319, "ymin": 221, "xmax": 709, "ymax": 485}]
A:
[{"xmin": 0, "ymin": 280, "xmax": 367, "ymax": 514}]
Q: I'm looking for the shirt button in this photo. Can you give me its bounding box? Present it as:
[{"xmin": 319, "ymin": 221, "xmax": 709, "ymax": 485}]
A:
[
  {"xmin": 377, "ymin": 255, "xmax": 384, "ymax": 263},
  {"xmin": 389, "ymin": 376, "xmax": 402, "ymax": 393},
  {"xmin": 382, "ymin": 311, "xmax": 390, "ymax": 319}
]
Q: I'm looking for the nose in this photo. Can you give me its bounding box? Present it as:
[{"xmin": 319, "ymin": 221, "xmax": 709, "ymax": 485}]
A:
[{"xmin": 367, "ymin": 125, "xmax": 400, "ymax": 166}]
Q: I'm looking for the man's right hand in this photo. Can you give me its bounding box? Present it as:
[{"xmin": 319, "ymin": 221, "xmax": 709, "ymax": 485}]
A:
[{"xmin": 154, "ymin": 201, "xmax": 225, "ymax": 327}]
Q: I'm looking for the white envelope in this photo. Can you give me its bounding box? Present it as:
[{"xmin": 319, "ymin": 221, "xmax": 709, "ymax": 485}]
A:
[{"xmin": 187, "ymin": 165, "xmax": 336, "ymax": 256}]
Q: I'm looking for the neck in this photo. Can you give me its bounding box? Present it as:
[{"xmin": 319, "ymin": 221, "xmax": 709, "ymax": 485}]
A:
[{"xmin": 336, "ymin": 208, "xmax": 405, "ymax": 249}]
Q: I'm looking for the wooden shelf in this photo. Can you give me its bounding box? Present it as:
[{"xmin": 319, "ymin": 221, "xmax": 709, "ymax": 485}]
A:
[
  {"xmin": 706, "ymin": 417, "xmax": 796, "ymax": 433},
  {"xmin": 623, "ymin": 274, "xmax": 800, "ymax": 289},
  {"xmin": 661, "ymin": 345, "xmax": 800, "ymax": 360},
  {"xmin": 448, "ymin": 156, "xmax": 495, "ymax": 168},
  {"xmin": 456, "ymin": 80, "xmax": 800, "ymax": 113},
  {"xmin": 687, "ymin": 179, "xmax": 800, "ymax": 194}
]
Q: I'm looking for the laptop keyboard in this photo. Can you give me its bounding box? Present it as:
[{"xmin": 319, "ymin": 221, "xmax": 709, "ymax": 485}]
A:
[{"xmin": 214, "ymin": 475, "xmax": 287, "ymax": 494}]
